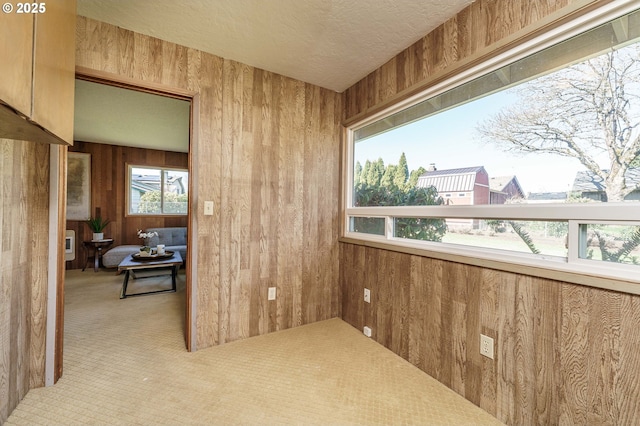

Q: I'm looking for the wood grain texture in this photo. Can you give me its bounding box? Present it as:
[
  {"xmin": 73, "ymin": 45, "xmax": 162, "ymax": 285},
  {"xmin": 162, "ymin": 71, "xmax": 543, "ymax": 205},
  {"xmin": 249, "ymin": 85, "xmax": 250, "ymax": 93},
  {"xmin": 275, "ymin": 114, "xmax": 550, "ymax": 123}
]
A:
[
  {"xmin": 32, "ymin": 0, "xmax": 76, "ymax": 143},
  {"xmin": 0, "ymin": 13, "xmax": 33, "ymax": 116},
  {"xmin": 339, "ymin": 2, "xmax": 637, "ymax": 424},
  {"xmin": 343, "ymin": 0, "xmax": 587, "ymax": 121},
  {"xmin": 75, "ymin": 16, "xmax": 342, "ymax": 349},
  {"xmin": 65, "ymin": 141, "xmax": 188, "ymax": 270},
  {"xmin": 0, "ymin": 139, "xmax": 50, "ymax": 424},
  {"xmin": 340, "ymin": 242, "xmax": 640, "ymax": 424}
]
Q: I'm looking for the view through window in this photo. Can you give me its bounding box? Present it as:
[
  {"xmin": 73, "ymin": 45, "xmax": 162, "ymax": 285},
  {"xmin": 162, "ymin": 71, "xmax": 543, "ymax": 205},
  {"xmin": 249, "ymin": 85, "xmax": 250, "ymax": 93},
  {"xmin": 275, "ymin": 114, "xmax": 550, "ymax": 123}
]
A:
[
  {"xmin": 128, "ymin": 165, "xmax": 188, "ymax": 215},
  {"xmin": 348, "ymin": 7, "xmax": 640, "ymax": 274}
]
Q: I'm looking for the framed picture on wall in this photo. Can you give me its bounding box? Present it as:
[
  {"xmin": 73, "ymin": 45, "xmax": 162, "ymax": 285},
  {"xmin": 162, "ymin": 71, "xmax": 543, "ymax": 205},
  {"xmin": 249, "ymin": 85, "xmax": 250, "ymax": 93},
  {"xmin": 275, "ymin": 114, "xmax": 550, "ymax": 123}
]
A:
[{"xmin": 67, "ymin": 152, "xmax": 91, "ymax": 220}]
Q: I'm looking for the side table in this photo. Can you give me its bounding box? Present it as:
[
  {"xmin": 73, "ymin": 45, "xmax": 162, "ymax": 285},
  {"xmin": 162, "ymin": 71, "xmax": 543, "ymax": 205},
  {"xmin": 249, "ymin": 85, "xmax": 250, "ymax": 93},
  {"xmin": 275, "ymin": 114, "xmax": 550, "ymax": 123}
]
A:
[{"xmin": 82, "ymin": 239, "xmax": 114, "ymax": 272}]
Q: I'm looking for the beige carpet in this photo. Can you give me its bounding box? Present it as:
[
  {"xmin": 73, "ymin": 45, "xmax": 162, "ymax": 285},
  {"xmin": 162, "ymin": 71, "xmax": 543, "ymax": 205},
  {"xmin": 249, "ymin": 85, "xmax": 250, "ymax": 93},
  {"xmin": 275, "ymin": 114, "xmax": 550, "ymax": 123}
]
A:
[{"xmin": 7, "ymin": 269, "xmax": 502, "ymax": 425}]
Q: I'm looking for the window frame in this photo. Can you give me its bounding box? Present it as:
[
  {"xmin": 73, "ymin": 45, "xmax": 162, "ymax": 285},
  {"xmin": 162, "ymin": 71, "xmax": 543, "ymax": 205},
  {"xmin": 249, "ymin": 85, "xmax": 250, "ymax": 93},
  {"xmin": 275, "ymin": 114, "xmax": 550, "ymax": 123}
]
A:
[
  {"xmin": 342, "ymin": 0, "xmax": 640, "ymax": 293},
  {"xmin": 126, "ymin": 164, "xmax": 188, "ymax": 217}
]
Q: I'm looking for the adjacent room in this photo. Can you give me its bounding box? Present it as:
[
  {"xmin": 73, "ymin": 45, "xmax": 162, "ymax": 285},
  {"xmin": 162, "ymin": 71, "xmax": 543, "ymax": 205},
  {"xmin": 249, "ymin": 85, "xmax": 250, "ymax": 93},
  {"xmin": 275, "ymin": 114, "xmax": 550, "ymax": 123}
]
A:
[{"xmin": 2, "ymin": 0, "xmax": 640, "ymax": 424}]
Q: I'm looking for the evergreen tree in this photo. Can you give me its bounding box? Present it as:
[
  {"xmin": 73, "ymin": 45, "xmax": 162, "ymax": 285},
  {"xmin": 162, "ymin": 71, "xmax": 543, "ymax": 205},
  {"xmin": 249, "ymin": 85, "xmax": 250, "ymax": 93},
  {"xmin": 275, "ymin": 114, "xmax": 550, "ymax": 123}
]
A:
[
  {"xmin": 394, "ymin": 152, "xmax": 409, "ymax": 190},
  {"xmin": 381, "ymin": 164, "xmax": 397, "ymax": 189},
  {"xmin": 364, "ymin": 158, "xmax": 384, "ymax": 186},
  {"xmin": 408, "ymin": 166, "xmax": 427, "ymax": 188},
  {"xmin": 354, "ymin": 161, "xmax": 363, "ymax": 187},
  {"xmin": 352, "ymin": 154, "xmax": 446, "ymax": 241}
]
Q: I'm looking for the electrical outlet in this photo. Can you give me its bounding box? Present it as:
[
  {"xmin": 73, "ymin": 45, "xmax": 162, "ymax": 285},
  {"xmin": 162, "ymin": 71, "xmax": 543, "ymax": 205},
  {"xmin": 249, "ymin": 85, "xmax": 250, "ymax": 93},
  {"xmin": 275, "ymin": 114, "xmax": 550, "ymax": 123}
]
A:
[
  {"xmin": 480, "ymin": 334, "xmax": 494, "ymax": 359},
  {"xmin": 363, "ymin": 326, "xmax": 372, "ymax": 337},
  {"xmin": 364, "ymin": 288, "xmax": 371, "ymax": 303},
  {"xmin": 268, "ymin": 287, "xmax": 276, "ymax": 300}
]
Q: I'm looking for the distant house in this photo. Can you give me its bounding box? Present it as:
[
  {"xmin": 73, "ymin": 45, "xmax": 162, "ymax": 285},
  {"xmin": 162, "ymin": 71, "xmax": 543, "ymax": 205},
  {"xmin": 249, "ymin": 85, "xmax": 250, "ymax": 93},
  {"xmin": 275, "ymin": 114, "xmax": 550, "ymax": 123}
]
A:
[
  {"xmin": 130, "ymin": 174, "xmax": 161, "ymax": 212},
  {"xmin": 571, "ymin": 169, "xmax": 640, "ymax": 201},
  {"xmin": 416, "ymin": 165, "xmax": 490, "ymax": 206},
  {"xmin": 489, "ymin": 176, "xmax": 525, "ymax": 204},
  {"xmin": 417, "ymin": 165, "xmax": 490, "ymax": 229},
  {"xmin": 526, "ymin": 192, "xmax": 568, "ymax": 203},
  {"xmin": 130, "ymin": 173, "xmax": 186, "ymax": 212}
]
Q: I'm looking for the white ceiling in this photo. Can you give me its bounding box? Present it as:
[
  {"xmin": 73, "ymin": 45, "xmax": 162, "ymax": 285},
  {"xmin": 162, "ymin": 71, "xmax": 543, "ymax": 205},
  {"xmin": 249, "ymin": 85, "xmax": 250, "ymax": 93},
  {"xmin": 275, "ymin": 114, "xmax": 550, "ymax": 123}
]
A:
[
  {"xmin": 77, "ymin": 0, "xmax": 474, "ymax": 93},
  {"xmin": 74, "ymin": 80, "xmax": 191, "ymax": 152}
]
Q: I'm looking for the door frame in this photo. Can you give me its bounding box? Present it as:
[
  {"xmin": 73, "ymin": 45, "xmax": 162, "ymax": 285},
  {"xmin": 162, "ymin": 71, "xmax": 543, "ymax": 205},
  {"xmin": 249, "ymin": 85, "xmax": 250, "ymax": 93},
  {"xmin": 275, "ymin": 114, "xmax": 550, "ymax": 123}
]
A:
[{"xmin": 47, "ymin": 68, "xmax": 200, "ymax": 383}]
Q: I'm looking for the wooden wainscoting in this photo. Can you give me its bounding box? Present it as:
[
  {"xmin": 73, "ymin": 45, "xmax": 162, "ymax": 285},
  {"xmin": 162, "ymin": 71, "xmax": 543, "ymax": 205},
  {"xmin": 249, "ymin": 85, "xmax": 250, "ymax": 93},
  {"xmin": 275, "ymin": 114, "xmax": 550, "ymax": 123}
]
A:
[{"xmin": 340, "ymin": 242, "xmax": 640, "ymax": 424}]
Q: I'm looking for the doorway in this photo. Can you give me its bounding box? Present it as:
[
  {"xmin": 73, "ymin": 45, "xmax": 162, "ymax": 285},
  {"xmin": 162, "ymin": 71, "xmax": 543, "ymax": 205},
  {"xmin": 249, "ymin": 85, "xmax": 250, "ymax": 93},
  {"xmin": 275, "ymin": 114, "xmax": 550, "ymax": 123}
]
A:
[{"xmin": 50, "ymin": 73, "xmax": 199, "ymax": 382}]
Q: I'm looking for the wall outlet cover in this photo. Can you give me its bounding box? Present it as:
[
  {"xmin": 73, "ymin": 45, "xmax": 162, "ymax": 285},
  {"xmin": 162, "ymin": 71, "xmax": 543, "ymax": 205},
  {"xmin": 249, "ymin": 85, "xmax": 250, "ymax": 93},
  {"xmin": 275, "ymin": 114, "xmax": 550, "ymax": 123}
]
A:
[
  {"xmin": 268, "ymin": 287, "xmax": 276, "ymax": 300},
  {"xmin": 363, "ymin": 326, "xmax": 372, "ymax": 337},
  {"xmin": 480, "ymin": 334, "xmax": 494, "ymax": 359}
]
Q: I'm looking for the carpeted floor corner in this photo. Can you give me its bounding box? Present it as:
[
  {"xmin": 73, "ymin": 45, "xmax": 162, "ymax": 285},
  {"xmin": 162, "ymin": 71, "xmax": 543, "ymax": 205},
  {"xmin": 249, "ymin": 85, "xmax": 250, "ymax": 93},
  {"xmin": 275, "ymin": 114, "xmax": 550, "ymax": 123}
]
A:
[{"xmin": 7, "ymin": 269, "xmax": 502, "ymax": 425}]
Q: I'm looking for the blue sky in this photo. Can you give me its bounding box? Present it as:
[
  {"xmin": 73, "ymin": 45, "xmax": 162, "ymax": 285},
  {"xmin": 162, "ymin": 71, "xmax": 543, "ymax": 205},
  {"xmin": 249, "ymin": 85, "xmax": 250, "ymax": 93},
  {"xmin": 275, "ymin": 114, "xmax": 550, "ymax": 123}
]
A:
[{"xmin": 354, "ymin": 90, "xmax": 590, "ymax": 194}]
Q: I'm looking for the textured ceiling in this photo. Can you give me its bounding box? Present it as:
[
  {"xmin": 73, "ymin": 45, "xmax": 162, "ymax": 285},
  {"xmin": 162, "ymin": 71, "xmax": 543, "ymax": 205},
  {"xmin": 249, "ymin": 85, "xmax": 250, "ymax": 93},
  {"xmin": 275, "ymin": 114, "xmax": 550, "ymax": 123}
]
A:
[{"xmin": 77, "ymin": 0, "xmax": 474, "ymax": 92}]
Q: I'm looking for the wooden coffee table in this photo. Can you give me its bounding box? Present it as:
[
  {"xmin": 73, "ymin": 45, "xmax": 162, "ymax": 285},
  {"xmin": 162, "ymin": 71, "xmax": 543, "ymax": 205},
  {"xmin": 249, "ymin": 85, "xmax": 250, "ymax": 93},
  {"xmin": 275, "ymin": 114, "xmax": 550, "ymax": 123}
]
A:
[{"xmin": 118, "ymin": 251, "xmax": 182, "ymax": 299}]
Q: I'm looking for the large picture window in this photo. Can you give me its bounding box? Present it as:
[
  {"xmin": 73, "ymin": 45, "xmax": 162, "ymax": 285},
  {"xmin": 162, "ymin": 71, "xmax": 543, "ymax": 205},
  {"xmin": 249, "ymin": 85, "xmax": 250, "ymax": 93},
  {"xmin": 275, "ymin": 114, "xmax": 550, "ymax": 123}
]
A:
[
  {"xmin": 345, "ymin": 4, "xmax": 640, "ymax": 287},
  {"xmin": 127, "ymin": 165, "xmax": 188, "ymax": 215}
]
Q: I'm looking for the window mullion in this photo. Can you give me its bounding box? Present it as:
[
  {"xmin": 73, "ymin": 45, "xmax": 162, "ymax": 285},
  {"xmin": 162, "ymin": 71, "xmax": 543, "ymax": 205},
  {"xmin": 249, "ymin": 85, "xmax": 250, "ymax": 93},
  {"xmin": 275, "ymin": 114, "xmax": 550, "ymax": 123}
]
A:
[
  {"xmin": 160, "ymin": 169, "xmax": 166, "ymax": 214},
  {"xmin": 385, "ymin": 216, "xmax": 394, "ymax": 240},
  {"xmin": 567, "ymin": 220, "xmax": 580, "ymax": 264}
]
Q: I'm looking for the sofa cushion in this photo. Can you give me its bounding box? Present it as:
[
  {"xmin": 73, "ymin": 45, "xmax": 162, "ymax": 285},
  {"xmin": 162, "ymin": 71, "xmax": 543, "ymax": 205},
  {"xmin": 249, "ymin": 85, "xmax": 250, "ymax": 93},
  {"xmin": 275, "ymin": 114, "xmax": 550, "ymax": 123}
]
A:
[
  {"xmin": 145, "ymin": 227, "xmax": 187, "ymax": 247},
  {"xmin": 102, "ymin": 245, "xmax": 141, "ymax": 268}
]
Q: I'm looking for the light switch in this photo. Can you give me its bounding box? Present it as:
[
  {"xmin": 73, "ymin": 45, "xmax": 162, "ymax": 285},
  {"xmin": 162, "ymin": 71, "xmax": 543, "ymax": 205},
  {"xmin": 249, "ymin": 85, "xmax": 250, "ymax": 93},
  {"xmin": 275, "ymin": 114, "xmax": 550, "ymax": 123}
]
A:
[{"xmin": 204, "ymin": 201, "xmax": 214, "ymax": 215}]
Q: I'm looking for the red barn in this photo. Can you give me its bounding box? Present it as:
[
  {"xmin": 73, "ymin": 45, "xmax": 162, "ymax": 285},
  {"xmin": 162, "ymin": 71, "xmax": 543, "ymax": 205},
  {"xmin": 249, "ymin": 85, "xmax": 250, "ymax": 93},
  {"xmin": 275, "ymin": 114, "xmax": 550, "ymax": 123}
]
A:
[{"xmin": 417, "ymin": 166, "xmax": 490, "ymax": 206}]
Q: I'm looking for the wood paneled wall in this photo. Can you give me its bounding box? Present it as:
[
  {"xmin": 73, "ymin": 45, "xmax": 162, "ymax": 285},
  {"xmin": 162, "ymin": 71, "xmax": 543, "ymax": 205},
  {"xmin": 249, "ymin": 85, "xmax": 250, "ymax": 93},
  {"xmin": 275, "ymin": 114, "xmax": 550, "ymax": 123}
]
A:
[
  {"xmin": 0, "ymin": 139, "xmax": 50, "ymax": 423},
  {"xmin": 340, "ymin": 0, "xmax": 638, "ymax": 424},
  {"xmin": 66, "ymin": 141, "xmax": 188, "ymax": 270},
  {"xmin": 75, "ymin": 17, "xmax": 342, "ymax": 348},
  {"xmin": 343, "ymin": 0, "xmax": 581, "ymax": 119},
  {"xmin": 340, "ymin": 243, "xmax": 640, "ymax": 424}
]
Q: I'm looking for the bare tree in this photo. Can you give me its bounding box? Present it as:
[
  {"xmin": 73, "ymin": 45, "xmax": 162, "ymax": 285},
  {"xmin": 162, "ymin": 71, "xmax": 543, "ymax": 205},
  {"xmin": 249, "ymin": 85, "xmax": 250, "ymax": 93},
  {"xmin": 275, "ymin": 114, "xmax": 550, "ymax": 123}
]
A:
[{"xmin": 478, "ymin": 44, "xmax": 640, "ymax": 201}]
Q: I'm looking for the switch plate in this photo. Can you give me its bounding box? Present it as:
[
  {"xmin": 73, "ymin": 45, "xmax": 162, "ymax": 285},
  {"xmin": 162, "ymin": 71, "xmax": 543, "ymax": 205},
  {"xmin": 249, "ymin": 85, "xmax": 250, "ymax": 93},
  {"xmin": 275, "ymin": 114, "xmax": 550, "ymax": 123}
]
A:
[
  {"xmin": 204, "ymin": 201, "xmax": 214, "ymax": 215},
  {"xmin": 480, "ymin": 334, "xmax": 494, "ymax": 359},
  {"xmin": 268, "ymin": 287, "xmax": 276, "ymax": 300},
  {"xmin": 364, "ymin": 288, "xmax": 371, "ymax": 303},
  {"xmin": 363, "ymin": 326, "xmax": 372, "ymax": 337}
]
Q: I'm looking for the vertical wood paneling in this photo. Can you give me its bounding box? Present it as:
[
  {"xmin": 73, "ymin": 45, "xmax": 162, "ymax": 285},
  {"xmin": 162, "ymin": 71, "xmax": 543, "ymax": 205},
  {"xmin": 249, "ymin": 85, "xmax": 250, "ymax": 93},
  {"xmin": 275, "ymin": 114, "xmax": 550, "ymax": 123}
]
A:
[
  {"xmin": 0, "ymin": 139, "xmax": 49, "ymax": 424},
  {"xmin": 65, "ymin": 142, "xmax": 188, "ymax": 270},
  {"xmin": 559, "ymin": 285, "xmax": 590, "ymax": 425},
  {"xmin": 340, "ymin": 242, "xmax": 640, "ymax": 425},
  {"xmin": 28, "ymin": 143, "xmax": 49, "ymax": 390},
  {"xmin": 75, "ymin": 16, "xmax": 342, "ymax": 350},
  {"xmin": 617, "ymin": 294, "xmax": 640, "ymax": 424},
  {"xmin": 340, "ymin": 1, "xmax": 614, "ymax": 422},
  {"xmin": 343, "ymin": 0, "xmax": 586, "ymax": 119}
]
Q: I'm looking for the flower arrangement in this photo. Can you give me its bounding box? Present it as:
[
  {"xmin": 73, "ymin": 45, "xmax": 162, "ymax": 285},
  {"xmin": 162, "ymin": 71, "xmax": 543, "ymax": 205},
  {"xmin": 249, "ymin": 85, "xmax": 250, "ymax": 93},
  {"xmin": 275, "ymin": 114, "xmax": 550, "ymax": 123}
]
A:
[
  {"xmin": 137, "ymin": 229, "xmax": 159, "ymax": 255},
  {"xmin": 137, "ymin": 229, "xmax": 159, "ymax": 239}
]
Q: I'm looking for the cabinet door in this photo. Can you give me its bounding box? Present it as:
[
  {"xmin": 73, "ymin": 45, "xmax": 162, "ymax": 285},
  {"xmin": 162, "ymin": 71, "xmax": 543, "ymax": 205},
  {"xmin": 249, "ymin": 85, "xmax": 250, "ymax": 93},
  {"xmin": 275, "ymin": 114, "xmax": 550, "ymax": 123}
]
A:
[
  {"xmin": 0, "ymin": 12, "xmax": 33, "ymax": 117},
  {"xmin": 32, "ymin": 0, "xmax": 76, "ymax": 144}
]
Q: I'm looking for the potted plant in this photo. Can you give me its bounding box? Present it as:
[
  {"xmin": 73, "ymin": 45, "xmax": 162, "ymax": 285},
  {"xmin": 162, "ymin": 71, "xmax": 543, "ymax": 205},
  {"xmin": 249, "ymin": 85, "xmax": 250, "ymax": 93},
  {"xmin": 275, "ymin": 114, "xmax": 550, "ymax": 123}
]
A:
[{"xmin": 86, "ymin": 216, "xmax": 110, "ymax": 241}]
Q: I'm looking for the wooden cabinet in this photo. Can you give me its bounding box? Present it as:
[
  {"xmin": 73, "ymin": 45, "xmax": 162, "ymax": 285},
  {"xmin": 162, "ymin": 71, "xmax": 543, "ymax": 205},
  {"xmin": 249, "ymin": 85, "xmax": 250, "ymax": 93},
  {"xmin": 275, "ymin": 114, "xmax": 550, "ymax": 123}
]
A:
[
  {"xmin": 0, "ymin": 0, "xmax": 76, "ymax": 145},
  {"xmin": 0, "ymin": 12, "xmax": 33, "ymax": 117}
]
